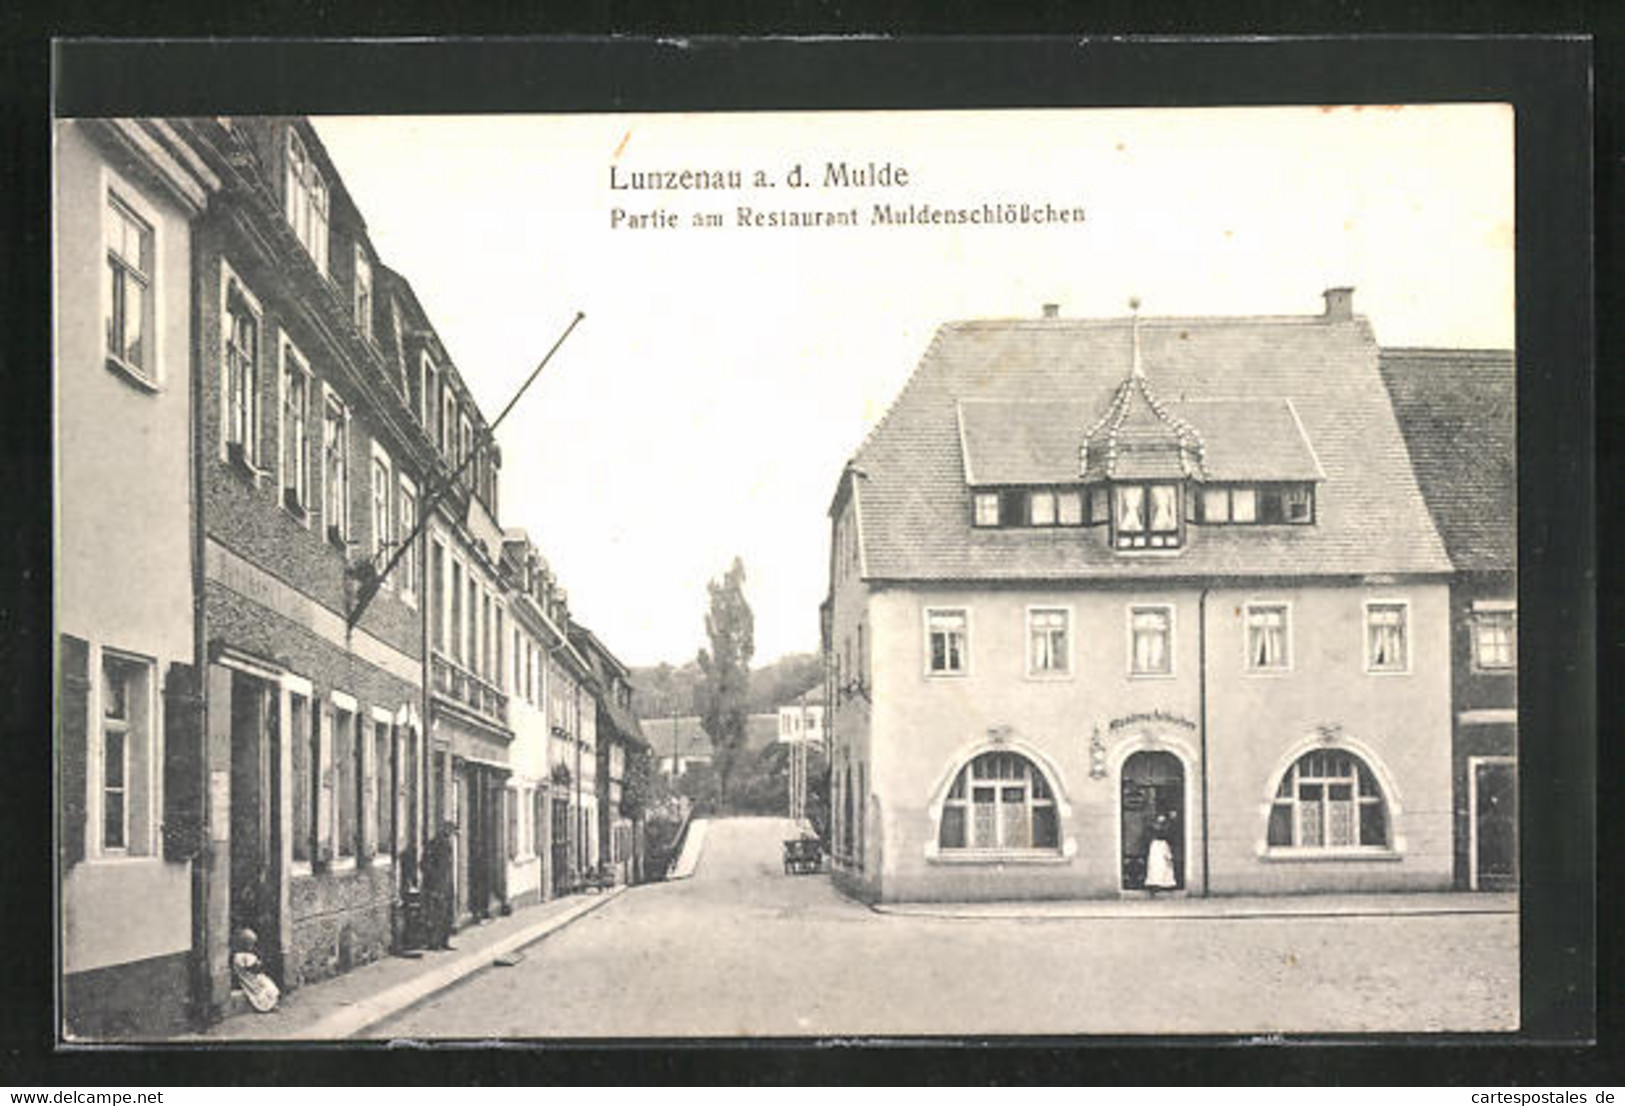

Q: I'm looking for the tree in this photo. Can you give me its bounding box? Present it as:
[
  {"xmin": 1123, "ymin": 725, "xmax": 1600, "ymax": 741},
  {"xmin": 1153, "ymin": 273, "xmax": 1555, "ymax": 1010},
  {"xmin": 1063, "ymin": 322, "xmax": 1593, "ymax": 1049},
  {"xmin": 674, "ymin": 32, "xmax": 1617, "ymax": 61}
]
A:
[{"xmin": 694, "ymin": 556, "xmax": 754, "ymax": 811}]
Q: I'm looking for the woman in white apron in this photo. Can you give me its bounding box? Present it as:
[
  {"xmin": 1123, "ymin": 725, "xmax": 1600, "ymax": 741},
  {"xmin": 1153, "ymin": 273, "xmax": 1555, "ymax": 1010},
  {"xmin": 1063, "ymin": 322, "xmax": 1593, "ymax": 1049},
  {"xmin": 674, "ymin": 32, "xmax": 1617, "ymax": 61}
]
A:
[{"xmin": 1145, "ymin": 814, "xmax": 1177, "ymax": 896}]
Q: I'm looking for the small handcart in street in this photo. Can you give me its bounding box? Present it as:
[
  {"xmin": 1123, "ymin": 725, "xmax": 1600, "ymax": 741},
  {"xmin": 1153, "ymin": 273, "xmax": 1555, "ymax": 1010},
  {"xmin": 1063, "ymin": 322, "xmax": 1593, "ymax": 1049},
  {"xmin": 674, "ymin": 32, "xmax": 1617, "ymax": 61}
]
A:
[{"xmin": 782, "ymin": 835, "xmax": 824, "ymax": 875}]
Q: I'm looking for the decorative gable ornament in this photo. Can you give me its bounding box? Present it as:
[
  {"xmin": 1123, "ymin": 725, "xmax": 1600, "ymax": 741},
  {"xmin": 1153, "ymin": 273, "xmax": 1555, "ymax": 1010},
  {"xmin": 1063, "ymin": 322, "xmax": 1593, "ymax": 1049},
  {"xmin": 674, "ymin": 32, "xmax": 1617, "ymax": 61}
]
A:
[{"xmin": 1079, "ymin": 301, "xmax": 1209, "ymax": 482}]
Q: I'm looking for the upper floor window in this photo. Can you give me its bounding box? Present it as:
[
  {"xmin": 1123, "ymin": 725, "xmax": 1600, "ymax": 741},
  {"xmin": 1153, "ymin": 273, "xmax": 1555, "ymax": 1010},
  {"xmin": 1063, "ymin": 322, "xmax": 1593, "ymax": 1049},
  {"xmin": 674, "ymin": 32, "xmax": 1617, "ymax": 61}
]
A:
[
  {"xmin": 322, "ymin": 389, "xmax": 350, "ymax": 545},
  {"xmin": 1129, "ymin": 605, "xmax": 1174, "ymax": 676},
  {"xmin": 1365, "ymin": 600, "xmax": 1410, "ymax": 674},
  {"xmin": 972, "ymin": 492, "xmax": 999, "ymax": 528},
  {"xmin": 420, "ymin": 355, "xmax": 438, "ymax": 434},
  {"xmin": 397, "ymin": 476, "xmax": 418, "ymax": 604},
  {"xmin": 1246, "ymin": 603, "xmax": 1291, "ymax": 671},
  {"xmin": 1114, "ymin": 483, "xmax": 1181, "ymax": 549},
  {"xmin": 460, "ymin": 416, "xmax": 474, "ymax": 474},
  {"xmin": 280, "ymin": 338, "xmax": 312, "ymax": 516},
  {"xmin": 353, "ymin": 247, "xmax": 373, "ymax": 340},
  {"xmin": 223, "ymin": 282, "xmax": 260, "ymax": 468},
  {"xmin": 1472, "ymin": 605, "xmax": 1516, "ymax": 671},
  {"xmin": 1027, "ymin": 608, "xmax": 1070, "ymax": 677},
  {"xmin": 937, "ymin": 751, "xmax": 1060, "ymax": 852},
  {"xmin": 284, "ymin": 129, "xmax": 329, "ymax": 274},
  {"xmin": 1267, "ymin": 749, "xmax": 1389, "ymax": 850},
  {"xmin": 370, "ymin": 447, "xmax": 393, "ymax": 570},
  {"xmin": 104, "ymin": 193, "xmax": 154, "ymax": 385},
  {"xmin": 926, "ymin": 608, "xmax": 968, "ymax": 675},
  {"xmin": 442, "ymin": 391, "xmax": 457, "ymax": 459}
]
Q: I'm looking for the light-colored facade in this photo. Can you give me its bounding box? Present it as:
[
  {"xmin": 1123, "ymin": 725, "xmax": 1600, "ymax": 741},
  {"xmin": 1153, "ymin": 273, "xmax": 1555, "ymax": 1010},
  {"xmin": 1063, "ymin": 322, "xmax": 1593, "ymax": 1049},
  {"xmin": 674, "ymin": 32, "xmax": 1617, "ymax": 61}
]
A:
[
  {"xmin": 55, "ymin": 119, "xmax": 218, "ymax": 1037},
  {"xmin": 825, "ymin": 292, "xmax": 1457, "ymax": 903},
  {"xmin": 777, "ymin": 703, "xmax": 826, "ymax": 746}
]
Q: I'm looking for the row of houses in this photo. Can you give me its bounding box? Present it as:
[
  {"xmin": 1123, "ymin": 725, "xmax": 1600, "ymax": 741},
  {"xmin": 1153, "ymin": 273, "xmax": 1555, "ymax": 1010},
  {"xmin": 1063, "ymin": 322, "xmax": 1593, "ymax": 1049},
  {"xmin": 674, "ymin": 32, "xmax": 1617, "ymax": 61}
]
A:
[
  {"xmin": 820, "ymin": 291, "xmax": 1515, "ymax": 902},
  {"xmin": 55, "ymin": 115, "xmax": 647, "ymax": 1038}
]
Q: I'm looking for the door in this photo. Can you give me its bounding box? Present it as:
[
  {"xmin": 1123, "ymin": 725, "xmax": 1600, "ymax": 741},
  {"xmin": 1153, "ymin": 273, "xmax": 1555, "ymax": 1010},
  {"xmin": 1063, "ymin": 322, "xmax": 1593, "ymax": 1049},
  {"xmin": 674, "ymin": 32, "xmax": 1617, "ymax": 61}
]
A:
[
  {"xmin": 1474, "ymin": 761, "xmax": 1518, "ymax": 890},
  {"xmin": 228, "ymin": 671, "xmax": 282, "ymax": 982},
  {"xmin": 454, "ymin": 767, "xmax": 471, "ymax": 921},
  {"xmin": 551, "ymin": 797, "xmax": 572, "ymax": 893},
  {"xmin": 1120, "ymin": 750, "xmax": 1185, "ymax": 891}
]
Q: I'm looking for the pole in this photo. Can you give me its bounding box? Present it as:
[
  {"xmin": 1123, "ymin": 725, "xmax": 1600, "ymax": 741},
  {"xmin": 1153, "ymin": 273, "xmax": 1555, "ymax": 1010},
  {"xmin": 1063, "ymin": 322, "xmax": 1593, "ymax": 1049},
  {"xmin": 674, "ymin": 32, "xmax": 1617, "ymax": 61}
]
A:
[{"xmin": 347, "ymin": 310, "xmax": 585, "ymax": 629}]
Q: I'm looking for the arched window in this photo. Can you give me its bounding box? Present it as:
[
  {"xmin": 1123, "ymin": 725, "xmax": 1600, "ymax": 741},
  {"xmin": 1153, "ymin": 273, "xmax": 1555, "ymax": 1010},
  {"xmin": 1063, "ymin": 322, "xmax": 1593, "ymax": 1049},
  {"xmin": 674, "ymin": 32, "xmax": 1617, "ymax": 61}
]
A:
[
  {"xmin": 1267, "ymin": 749, "xmax": 1388, "ymax": 849},
  {"xmin": 938, "ymin": 751, "xmax": 1059, "ymax": 852}
]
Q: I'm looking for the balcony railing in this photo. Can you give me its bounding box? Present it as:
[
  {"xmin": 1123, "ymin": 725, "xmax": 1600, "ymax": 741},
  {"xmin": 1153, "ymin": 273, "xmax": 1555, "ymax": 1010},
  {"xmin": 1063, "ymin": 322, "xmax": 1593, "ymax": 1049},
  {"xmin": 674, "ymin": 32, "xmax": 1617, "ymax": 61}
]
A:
[{"xmin": 431, "ymin": 652, "xmax": 509, "ymax": 728}]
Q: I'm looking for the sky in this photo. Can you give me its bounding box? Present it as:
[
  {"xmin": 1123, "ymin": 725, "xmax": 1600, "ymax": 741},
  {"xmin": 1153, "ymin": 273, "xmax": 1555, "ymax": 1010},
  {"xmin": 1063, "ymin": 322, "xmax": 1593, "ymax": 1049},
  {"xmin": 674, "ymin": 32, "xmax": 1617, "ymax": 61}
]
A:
[{"xmin": 311, "ymin": 105, "xmax": 1514, "ymax": 668}]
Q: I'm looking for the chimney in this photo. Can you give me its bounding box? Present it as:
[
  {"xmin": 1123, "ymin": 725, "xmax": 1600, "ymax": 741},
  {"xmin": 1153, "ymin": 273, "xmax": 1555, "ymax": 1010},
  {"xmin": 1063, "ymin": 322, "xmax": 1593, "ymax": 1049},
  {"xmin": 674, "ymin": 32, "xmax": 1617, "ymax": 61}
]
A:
[
  {"xmin": 1041, "ymin": 303, "xmax": 1060, "ymax": 319},
  {"xmin": 1322, "ymin": 286, "xmax": 1355, "ymax": 321}
]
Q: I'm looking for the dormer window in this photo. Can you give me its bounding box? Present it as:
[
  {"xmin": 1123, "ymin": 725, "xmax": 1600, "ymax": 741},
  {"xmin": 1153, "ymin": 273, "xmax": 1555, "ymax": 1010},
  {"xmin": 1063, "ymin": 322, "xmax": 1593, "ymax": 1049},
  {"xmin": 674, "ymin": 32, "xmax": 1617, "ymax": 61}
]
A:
[
  {"xmin": 1196, "ymin": 483, "xmax": 1316, "ymax": 525},
  {"xmin": 1113, "ymin": 483, "xmax": 1181, "ymax": 549}
]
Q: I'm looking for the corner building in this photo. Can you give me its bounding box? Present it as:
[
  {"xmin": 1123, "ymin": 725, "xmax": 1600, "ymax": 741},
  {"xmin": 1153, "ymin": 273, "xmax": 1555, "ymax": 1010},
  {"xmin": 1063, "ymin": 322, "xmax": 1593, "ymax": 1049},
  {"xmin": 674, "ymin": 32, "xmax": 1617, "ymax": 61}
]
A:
[{"xmin": 824, "ymin": 290, "xmax": 1456, "ymax": 902}]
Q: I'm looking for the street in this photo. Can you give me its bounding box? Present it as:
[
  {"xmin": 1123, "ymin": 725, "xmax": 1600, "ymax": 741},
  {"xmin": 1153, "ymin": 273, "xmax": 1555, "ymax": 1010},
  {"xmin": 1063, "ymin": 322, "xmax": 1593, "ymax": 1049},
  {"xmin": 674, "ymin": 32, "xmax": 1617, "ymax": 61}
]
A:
[{"xmin": 365, "ymin": 817, "xmax": 1518, "ymax": 1038}]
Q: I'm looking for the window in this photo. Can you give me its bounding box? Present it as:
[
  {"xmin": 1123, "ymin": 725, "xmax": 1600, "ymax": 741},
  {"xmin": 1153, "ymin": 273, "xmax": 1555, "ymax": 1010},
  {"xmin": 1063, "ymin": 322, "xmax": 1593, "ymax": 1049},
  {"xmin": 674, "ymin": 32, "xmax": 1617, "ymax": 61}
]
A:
[
  {"xmin": 289, "ymin": 688, "xmax": 312, "ymax": 865},
  {"xmin": 1267, "ymin": 749, "xmax": 1388, "ymax": 850},
  {"xmin": 495, "ymin": 608, "xmax": 505, "ymax": 690},
  {"xmin": 1472, "ymin": 607, "xmax": 1516, "ymax": 671},
  {"xmin": 972, "ymin": 493, "xmax": 1000, "ymax": 527},
  {"xmin": 1200, "ymin": 487, "xmax": 1231, "ymax": 523},
  {"xmin": 513, "ymin": 629, "xmax": 522, "ymax": 695},
  {"xmin": 223, "ymin": 283, "xmax": 260, "ymax": 466},
  {"xmin": 397, "ymin": 477, "xmax": 418, "ymax": 603},
  {"xmin": 431, "ymin": 541, "xmax": 446, "ymax": 652},
  {"xmin": 507, "ymin": 788, "xmax": 519, "ymax": 860},
  {"xmin": 371, "ymin": 449, "xmax": 392, "ymax": 568},
  {"xmin": 284, "ymin": 129, "xmax": 329, "ymax": 273},
  {"xmin": 322, "ymin": 390, "xmax": 350, "ymax": 544},
  {"xmin": 460, "ymin": 416, "xmax": 474, "ymax": 473},
  {"xmin": 373, "ymin": 719, "xmax": 391, "ymax": 858},
  {"xmin": 104, "ymin": 193, "xmax": 154, "ymax": 383},
  {"xmin": 469, "ymin": 579, "xmax": 481, "ymax": 674},
  {"xmin": 100, "ymin": 652, "xmax": 152, "ymax": 854},
  {"xmin": 420, "ymin": 355, "xmax": 438, "ymax": 434},
  {"xmin": 1246, "ymin": 603, "xmax": 1290, "ymax": 671},
  {"xmin": 926, "ymin": 609, "xmax": 968, "ymax": 675},
  {"xmin": 1028, "ymin": 608, "xmax": 1070, "ymax": 676},
  {"xmin": 1115, "ymin": 483, "xmax": 1181, "ymax": 549},
  {"xmin": 1130, "ymin": 605, "xmax": 1173, "ymax": 676},
  {"xmin": 1056, "ymin": 491, "xmax": 1084, "ymax": 526},
  {"xmin": 937, "ymin": 751, "xmax": 1060, "ymax": 852},
  {"xmin": 1231, "ymin": 487, "xmax": 1257, "ymax": 523},
  {"xmin": 1365, "ymin": 601, "xmax": 1409, "ymax": 673},
  {"xmin": 442, "ymin": 392, "xmax": 457, "ymax": 459},
  {"xmin": 1029, "ymin": 490, "xmax": 1056, "ymax": 527},
  {"xmin": 334, "ymin": 706, "xmax": 356, "ymax": 860},
  {"xmin": 1199, "ymin": 485, "xmax": 1315, "ymax": 525},
  {"xmin": 353, "ymin": 247, "xmax": 373, "ymax": 339},
  {"xmin": 280, "ymin": 341, "xmax": 311, "ymax": 514}
]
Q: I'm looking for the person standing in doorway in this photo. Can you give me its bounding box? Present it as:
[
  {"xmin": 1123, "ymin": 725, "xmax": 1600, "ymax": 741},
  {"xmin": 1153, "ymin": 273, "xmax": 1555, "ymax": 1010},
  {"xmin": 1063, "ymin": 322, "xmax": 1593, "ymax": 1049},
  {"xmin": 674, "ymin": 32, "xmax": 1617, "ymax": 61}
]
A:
[
  {"xmin": 1145, "ymin": 813, "xmax": 1177, "ymax": 896},
  {"xmin": 422, "ymin": 821, "xmax": 458, "ymax": 950}
]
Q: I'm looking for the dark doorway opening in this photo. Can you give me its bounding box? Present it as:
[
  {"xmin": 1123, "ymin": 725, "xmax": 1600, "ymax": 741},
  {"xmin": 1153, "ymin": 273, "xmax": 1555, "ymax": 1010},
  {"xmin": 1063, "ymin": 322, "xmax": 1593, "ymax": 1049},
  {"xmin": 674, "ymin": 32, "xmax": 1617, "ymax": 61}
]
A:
[
  {"xmin": 227, "ymin": 670, "xmax": 282, "ymax": 983},
  {"xmin": 1474, "ymin": 760, "xmax": 1518, "ymax": 890},
  {"xmin": 1120, "ymin": 749, "xmax": 1185, "ymax": 891}
]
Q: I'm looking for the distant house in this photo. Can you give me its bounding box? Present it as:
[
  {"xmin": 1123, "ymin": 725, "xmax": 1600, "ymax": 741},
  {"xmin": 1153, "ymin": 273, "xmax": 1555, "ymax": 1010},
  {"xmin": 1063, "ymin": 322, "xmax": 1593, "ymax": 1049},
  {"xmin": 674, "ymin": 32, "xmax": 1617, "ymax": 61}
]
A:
[
  {"xmin": 1380, "ymin": 348, "xmax": 1517, "ymax": 891},
  {"xmin": 777, "ymin": 703, "xmax": 827, "ymax": 747},
  {"xmin": 649, "ymin": 713, "xmax": 780, "ymax": 777}
]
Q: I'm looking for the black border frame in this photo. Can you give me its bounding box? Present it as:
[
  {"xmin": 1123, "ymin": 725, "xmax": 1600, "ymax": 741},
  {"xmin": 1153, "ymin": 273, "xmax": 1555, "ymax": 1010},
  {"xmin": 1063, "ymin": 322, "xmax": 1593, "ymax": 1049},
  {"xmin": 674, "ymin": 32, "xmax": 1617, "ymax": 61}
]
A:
[{"xmin": 1, "ymin": 33, "xmax": 1600, "ymax": 1086}]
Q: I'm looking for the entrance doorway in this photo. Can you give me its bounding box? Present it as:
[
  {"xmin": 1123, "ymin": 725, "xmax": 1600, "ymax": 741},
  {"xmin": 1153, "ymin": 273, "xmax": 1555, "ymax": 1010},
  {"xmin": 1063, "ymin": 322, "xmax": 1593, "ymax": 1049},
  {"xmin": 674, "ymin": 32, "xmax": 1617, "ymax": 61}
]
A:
[
  {"xmin": 1120, "ymin": 749, "xmax": 1185, "ymax": 891},
  {"xmin": 227, "ymin": 669, "xmax": 282, "ymax": 982},
  {"xmin": 551, "ymin": 797, "xmax": 572, "ymax": 895},
  {"xmin": 1472, "ymin": 758, "xmax": 1517, "ymax": 890}
]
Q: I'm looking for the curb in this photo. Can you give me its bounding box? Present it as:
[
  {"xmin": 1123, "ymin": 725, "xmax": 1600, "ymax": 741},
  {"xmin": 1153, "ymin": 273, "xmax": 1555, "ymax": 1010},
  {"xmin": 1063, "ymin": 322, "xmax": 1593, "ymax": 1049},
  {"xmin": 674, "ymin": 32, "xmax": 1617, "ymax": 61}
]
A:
[
  {"xmin": 287, "ymin": 885, "xmax": 627, "ymax": 1040},
  {"xmin": 870, "ymin": 894, "xmax": 1518, "ymax": 923}
]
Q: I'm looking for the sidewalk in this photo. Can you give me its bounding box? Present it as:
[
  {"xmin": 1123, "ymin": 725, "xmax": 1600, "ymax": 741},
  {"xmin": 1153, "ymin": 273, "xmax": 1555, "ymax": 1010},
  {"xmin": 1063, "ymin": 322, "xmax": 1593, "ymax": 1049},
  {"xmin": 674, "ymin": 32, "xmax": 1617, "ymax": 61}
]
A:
[
  {"xmin": 872, "ymin": 890, "xmax": 1518, "ymax": 921},
  {"xmin": 184, "ymin": 885, "xmax": 627, "ymax": 1041}
]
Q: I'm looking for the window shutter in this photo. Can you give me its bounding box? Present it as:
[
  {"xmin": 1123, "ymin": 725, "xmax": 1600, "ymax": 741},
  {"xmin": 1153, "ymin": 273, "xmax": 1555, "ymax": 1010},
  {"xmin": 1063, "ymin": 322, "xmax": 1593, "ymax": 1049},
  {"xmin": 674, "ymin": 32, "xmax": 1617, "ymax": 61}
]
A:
[
  {"xmin": 58, "ymin": 634, "xmax": 91, "ymax": 868},
  {"xmin": 161, "ymin": 662, "xmax": 204, "ymax": 861}
]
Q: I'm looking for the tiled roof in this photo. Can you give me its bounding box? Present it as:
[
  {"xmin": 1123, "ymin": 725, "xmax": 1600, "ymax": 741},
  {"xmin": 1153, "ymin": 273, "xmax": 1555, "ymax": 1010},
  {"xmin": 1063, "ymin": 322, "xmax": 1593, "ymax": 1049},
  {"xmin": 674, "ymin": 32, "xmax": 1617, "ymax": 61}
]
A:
[
  {"xmin": 851, "ymin": 312, "xmax": 1452, "ymax": 581},
  {"xmin": 1378, "ymin": 348, "xmax": 1515, "ymax": 573},
  {"xmin": 959, "ymin": 397, "xmax": 1322, "ymax": 486}
]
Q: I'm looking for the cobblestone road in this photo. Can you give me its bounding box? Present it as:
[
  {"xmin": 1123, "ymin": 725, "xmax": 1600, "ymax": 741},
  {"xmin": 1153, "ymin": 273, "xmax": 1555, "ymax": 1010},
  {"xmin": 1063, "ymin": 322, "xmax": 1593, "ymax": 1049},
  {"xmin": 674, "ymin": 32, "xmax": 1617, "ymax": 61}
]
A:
[{"xmin": 365, "ymin": 817, "xmax": 1518, "ymax": 1039}]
